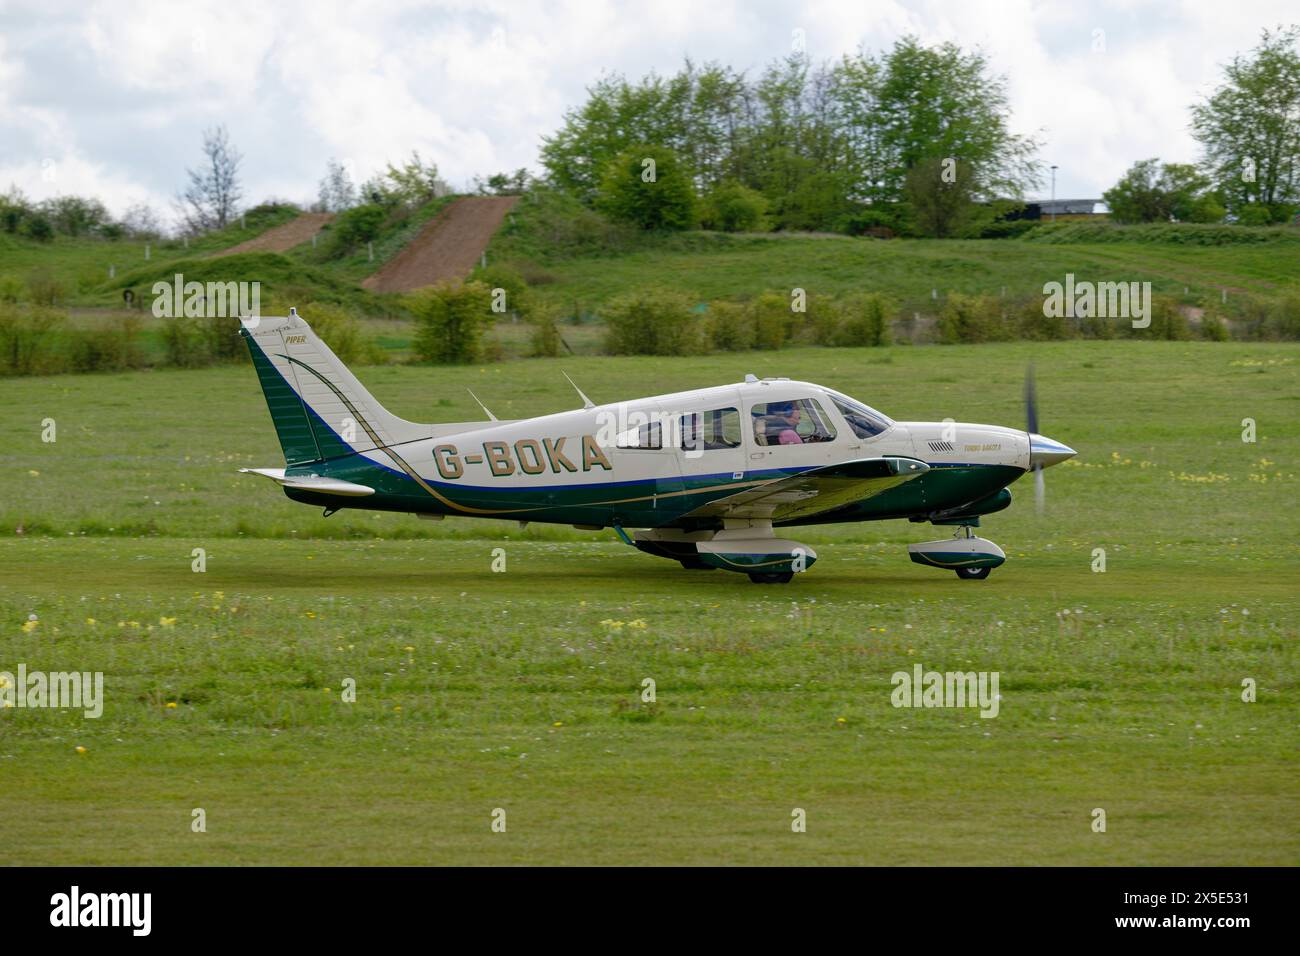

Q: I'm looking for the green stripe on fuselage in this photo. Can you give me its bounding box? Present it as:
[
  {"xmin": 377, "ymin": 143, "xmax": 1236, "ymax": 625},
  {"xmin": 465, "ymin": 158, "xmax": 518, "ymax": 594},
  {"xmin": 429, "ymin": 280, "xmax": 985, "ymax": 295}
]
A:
[{"xmin": 283, "ymin": 454, "xmax": 1025, "ymax": 530}]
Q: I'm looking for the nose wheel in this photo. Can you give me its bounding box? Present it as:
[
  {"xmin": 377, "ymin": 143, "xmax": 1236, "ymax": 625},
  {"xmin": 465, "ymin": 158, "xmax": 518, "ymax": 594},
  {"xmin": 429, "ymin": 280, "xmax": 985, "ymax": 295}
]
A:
[
  {"xmin": 908, "ymin": 524, "xmax": 1005, "ymax": 579},
  {"xmin": 748, "ymin": 571, "xmax": 795, "ymax": 584}
]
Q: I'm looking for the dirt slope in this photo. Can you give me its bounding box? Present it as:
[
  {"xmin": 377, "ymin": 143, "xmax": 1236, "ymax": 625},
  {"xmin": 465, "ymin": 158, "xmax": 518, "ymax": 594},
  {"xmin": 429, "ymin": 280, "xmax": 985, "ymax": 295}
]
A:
[
  {"xmin": 362, "ymin": 196, "xmax": 519, "ymax": 293},
  {"xmin": 213, "ymin": 212, "xmax": 334, "ymax": 257}
]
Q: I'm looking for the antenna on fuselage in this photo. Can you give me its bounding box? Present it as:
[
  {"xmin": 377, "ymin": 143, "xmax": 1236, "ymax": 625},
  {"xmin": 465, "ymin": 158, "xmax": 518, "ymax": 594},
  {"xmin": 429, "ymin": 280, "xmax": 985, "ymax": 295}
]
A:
[
  {"xmin": 562, "ymin": 370, "xmax": 595, "ymax": 410},
  {"xmin": 466, "ymin": 388, "xmax": 498, "ymax": 421}
]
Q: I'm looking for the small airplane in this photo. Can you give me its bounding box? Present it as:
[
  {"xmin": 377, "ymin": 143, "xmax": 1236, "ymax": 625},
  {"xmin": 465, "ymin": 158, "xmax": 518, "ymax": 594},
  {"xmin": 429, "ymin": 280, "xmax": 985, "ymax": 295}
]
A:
[{"xmin": 238, "ymin": 310, "xmax": 1076, "ymax": 583}]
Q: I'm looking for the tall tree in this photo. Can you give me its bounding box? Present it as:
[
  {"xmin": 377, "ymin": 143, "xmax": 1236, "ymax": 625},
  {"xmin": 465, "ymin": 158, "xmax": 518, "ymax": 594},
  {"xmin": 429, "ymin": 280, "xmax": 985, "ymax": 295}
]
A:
[
  {"xmin": 1103, "ymin": 159, "xmax": 1221, "ymax": 223},
  {"xmin": 361, "ymin": 151, "xmax": 448, "ymax": 206},
  {"xmin": 316, "ymin": 159, "xmax": 357, "ymax": 212},
  {"xmin": 39, "ymin": 195, "xmax": 109, "ymax": 237},
  {"xmin": 827, "ymin": 53, "xmax": 888, "ymax": 201},
  {"xmin": 178, "ymin": 125, "xmax": 243, "ymax": 233},
  {"xmin": 596, "ymin": 145, "xmax": 696, "ymax": 230},
  {"xmin": 1191, "ymin": 26, "xmax": 1300, "ymax": 220},
  {"xmin": 539, "ymin": 40, "xmax": 1041, "ymax": 233},
  {"xmin": 872, "ymin": 37, "xmax": 1041, "ymax": 205},
  {"xmin": 904, "ymin": 157, "xmax": 981, "ymax": 237},
  {"xmin": 119, "ymin": 201, "xmax": 164, "ymax": 239}
]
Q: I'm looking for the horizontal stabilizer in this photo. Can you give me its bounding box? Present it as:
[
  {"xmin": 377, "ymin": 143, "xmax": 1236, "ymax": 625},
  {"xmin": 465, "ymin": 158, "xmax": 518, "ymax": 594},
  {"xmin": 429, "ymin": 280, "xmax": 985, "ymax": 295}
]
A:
[{"xmin": 239, "ymin": 467, "xmax": 375, "ymax": 497}]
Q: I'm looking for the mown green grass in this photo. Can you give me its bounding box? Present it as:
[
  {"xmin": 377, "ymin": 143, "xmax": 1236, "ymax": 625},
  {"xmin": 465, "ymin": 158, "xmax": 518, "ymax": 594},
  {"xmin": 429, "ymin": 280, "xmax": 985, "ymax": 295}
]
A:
[{"xmin": 0, "ymin": 342, "xmax": 1295, "ymax": 864}]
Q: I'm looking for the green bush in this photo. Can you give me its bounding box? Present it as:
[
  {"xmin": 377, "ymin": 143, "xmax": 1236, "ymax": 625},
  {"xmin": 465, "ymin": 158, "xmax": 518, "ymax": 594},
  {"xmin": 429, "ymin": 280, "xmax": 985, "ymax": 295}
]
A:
[
  {"xmin": 978, "ymin": 219, "xmax": 1039, "ymax": 239},
  {"xmin": 1140, "ymin": 296, "xmax": 1191, "ymax": 340},
  {"xmin": 602, "ymin": 287, "xmax": 702, "ymax": 355},
  {"xmin": 20, "ymin": 214, "xmax": 53, "ymax": 242},
  {"xmin": 0, "ymin": 195, "xmax": 27, "ymax": 234},
  {"xmin": 835, "ymin": 206, "xmax": 900, "ymax": 237},
  {"xmin": 700, "ymin": 181, "xmax": 768, "ymax": 232},
  {"xmin": 768, "ymin": 168, "xmax": 854, "ymax": 232},
  {"xmin": 511, "ymin": 259, "xmax": 558, "ymax": 285},
  {"xmin": 1025, "ymin": 221, "xmax": 1300, "ymax": 246},
  {"xmin": 1199, "ymin": 312, "xmax": 1230, "ymax": 341},
  {"xmin": 800, "ymin": 294, "xmax": 841, "ymax": 346},
  {"xmin": 831, "ymin": 293, "xmax": 892, "ymax": 347},
  {"xmin": 156, "ymin": 311, "xmax": 247, "ymax": 369},
  {"xmin": 470, "ymin": 264, "xmax": 531, "ymax": 318},
  {"xmin": 27, "ymin": 269, "xmax": 65, "ymax": 306},
  {"xmin": 1232, "ymin": 295, "xmax": 1275, "ymax": 340},
  {"xmin": 160, "ymin": 316, "xmax": 210, "ymax": 368},
  {"xmin": 0, "ymin": 275, "xmax": 22, "ymax": 303},
  {"xmin": 596, "ymin": 145, "xmax": 696, "ymax": 231},
  {"xmin": 1015, "ymin": 298, "xmax": 1074, "ymax": 340},
  {"xmin": 1079, "ymin": 314, "xmax": 1116, "ymax": 339},
  {"xmin": 1235, "ymin": 204, "xmax": 1274, "ymax": 226},
  {"xmin": 748, "ymin": 291, "xmax": 795, "ymax": 350},
  {"xmin": 323, "ymin": 204, "xmax": 388, "ymax": 257},
  {"xmin": 0, "ymin": 303, "xmax": 65, "ymax": 375},
  {"xmin": 409, "ymin": 281, "xmax": 493, "ymax": 364},
  {"xmin": 492, "ymin": 186, "xmax": 636, "ymax": 260},
  {"xmin": 937, "ymin": 294, "xmax": 1011, "ymax": 343},
  {"xmin": 527, "ymin": 305, "xmax": 563, "ymax": 357},
  {"xmin": 1265, "ymin": 294, "xmax": 1300, "ymax": 340},
  {"xmin": 705, "ymin": 301, "xmax": 755, "ymax": 351},
  {"xmin": 68, "ymin": 316, "xmax": 145, "ymax": 372}
]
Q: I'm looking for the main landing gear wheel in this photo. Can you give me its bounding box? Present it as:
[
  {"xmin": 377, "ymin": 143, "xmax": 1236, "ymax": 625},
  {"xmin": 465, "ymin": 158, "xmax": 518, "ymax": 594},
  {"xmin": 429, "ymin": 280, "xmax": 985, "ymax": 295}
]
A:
[
  {"xmin": 748, "ymin": 571, "xmax": 794, "ymax": 584},
  {"xmin": 955, "ymin": 566, "xmax": 991, "ymax": 580}
]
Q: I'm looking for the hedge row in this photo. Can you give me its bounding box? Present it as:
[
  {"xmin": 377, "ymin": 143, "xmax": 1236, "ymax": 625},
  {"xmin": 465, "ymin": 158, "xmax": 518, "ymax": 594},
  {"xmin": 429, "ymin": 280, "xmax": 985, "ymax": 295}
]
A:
[
  {"xmin": 595, "ymin": 287, "xmax": 1297, "ymax": 356},
  {"xmin": 0, "ymin": 298, "xmax": 379, "ymax": 376}
]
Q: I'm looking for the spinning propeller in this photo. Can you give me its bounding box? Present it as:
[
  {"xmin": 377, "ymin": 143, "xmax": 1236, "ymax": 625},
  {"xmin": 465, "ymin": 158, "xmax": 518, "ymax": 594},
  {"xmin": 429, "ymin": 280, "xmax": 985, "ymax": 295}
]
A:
[{"xmin": 1024, "ymin": 363, "xmax": 1077, "ymax": 513}]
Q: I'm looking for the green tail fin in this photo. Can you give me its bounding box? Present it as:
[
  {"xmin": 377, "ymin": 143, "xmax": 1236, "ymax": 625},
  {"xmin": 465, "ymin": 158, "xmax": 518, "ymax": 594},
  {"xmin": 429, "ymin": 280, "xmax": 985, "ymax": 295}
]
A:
[{"xmin": 240, "ymin": 312, "xmax": 430, "ymax": 468}]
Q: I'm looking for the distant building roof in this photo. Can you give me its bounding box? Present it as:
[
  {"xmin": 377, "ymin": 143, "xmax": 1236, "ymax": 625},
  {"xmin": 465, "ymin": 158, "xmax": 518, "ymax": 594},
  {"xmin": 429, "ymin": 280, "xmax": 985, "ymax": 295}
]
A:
[{"xmin": 1032, "ymin": 199, "xmax": 1104, "ymax": 215}]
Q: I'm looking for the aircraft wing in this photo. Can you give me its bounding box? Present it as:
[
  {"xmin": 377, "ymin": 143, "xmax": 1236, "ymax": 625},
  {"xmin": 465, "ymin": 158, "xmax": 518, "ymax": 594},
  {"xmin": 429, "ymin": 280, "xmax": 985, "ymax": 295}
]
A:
[{"xmin": 679, "ymin": 456, "xmax": 930, "ymax": 523}]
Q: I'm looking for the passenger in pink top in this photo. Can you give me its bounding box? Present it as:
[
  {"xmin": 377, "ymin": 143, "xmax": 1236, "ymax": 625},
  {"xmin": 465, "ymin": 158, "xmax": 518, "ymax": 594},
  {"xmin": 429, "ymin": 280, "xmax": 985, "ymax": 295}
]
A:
[{"xmin": 773, "ymin": 403, "xmax": 803, "ymax": 444}]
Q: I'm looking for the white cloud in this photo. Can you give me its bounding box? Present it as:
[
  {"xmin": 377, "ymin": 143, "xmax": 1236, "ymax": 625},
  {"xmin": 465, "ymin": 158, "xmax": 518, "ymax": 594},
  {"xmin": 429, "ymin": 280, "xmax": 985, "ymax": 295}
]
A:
[{"xmin": 0, "ymin": 0, "xmax": 1295, "ymax": 218}]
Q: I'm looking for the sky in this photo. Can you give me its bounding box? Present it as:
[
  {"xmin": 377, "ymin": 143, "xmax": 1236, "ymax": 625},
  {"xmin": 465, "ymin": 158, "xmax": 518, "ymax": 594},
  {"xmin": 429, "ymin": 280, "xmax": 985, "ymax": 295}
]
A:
[{"xmin": 0, "ymin": 0, "xmax": 1294, "ymax": 223}]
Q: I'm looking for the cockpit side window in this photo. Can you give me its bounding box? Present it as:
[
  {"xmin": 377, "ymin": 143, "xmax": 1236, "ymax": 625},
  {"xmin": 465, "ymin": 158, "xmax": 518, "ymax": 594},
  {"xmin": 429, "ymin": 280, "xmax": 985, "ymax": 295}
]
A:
[
  {"xmin": 828, "ymin": 392, "xmax": 892, "ymax": 439},
  {"xmin": 750, "ymin": 398, "xmax": 837, "ymax": 447}
]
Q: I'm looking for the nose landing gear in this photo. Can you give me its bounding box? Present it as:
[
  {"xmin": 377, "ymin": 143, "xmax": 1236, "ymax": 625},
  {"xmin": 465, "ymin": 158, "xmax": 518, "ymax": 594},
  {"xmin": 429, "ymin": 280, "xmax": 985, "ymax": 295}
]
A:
[{"xmin": 748, "ymin": 571, "xmax": 795, "ymax": 584}]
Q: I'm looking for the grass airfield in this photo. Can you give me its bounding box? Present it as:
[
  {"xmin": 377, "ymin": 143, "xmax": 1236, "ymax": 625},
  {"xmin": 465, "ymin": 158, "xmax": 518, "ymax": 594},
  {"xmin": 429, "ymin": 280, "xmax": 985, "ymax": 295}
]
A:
[{"xmin": 0, "ymin": 341, "xmax": 1296, "ymax": 865}]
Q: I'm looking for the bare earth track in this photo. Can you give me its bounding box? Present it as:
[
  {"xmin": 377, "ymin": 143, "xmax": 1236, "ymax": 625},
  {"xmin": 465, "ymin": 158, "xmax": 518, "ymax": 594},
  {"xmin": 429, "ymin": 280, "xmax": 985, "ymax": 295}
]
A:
[
  {"xmin": 212, "ymin": 212, "xmax": 334, "ymax": 257},
  {"xmin": 362, "ymin": 195, "xmax": 519, "ymax": 293}
]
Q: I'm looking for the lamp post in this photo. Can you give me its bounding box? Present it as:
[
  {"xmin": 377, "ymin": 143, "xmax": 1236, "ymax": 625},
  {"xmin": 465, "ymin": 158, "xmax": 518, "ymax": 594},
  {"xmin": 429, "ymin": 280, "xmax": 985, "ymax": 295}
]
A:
[{"xmin": 1050, "ymin": 165, "xmax": 1058, "ymax": 223}]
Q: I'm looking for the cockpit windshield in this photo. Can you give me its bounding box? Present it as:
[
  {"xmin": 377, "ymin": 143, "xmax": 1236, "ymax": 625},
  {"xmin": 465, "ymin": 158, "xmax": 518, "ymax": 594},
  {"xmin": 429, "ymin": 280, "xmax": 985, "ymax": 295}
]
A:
[{"xmin": 826, "ymin": 390, "xmax": 894, "ymax": 439}]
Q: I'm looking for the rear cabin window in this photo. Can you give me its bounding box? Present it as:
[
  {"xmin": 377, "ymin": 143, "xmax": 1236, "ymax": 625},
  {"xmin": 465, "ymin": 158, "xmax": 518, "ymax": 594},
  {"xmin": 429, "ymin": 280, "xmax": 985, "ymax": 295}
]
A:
[
  {"xmin": 615, "ymin": 420, "xmax": 662, "ymax": 450},
  {"xmin": 750, "ymin": 399, "xmax": 837, "ymax": 447},
  {"xmin": 681, "ymin": 408, "xmax": 742, "ymax": 452}
]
